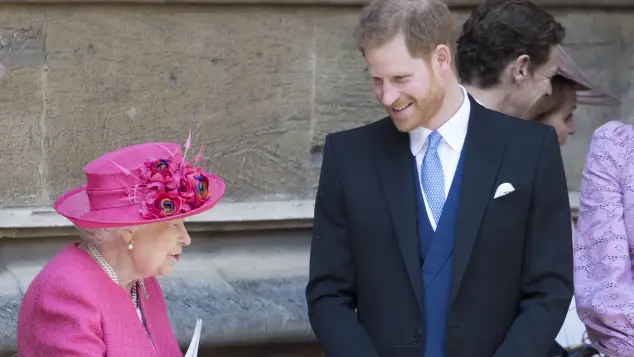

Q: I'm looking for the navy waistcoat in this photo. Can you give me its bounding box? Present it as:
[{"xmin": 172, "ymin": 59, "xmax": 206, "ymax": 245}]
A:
[{"xmin": 412, "ymin": 152, "xmax": 464, "ymax": 357}]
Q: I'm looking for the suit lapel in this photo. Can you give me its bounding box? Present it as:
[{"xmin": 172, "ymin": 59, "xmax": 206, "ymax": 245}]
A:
[
  {"xmin": 375, "ymin": 120, "xmax": 422, "ymax": 311},
  {"xmin": 449, "ymin": 97, "xmax": 506, "ymax": 307}
]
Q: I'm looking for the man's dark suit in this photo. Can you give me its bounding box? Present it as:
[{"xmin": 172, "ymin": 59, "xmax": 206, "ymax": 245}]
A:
[{"xmin": 306, "ymin": 96, "xmax": 573, "ymax": 357}]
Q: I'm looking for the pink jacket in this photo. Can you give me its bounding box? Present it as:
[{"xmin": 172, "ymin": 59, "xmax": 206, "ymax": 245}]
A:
[{"xmin": 17, "ymin": 243, "xmax": 183, "ymax": 356}]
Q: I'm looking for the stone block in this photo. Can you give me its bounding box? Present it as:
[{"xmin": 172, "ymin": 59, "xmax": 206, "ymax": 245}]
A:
[
  {"xmin": 162, "ymin": 276, "xmax": 312, "ymax": 346},
  {"xmin": 42, "ymin": 6, "xmax": 314, "ymax": 203},
  {"xmin": 553, "ymin": 11, "xmax": 629, "ymax": 190},
  {"xmin": 0, "ymin": 65, "xmax": 44, "ymax": 206},
  {"xmin": 555, "ymin": 10, "xmax": 624, "ymax": 44},
  {"xmin": 0, "ymin": 8, "xmax": 47, "ymax": 206},
  {"xmin": 311, "ymin": 9, "xmax": 384, "ymax": 151}
]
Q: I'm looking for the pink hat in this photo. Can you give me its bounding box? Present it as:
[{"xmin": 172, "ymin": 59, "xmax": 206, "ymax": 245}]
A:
[
  {"xmin": 556, "ymin": 45, "xmax": 621, "ymax": 106},
  {"xmin": 54, "ymin": 134, "xmax": 225, "ymax": 228}
]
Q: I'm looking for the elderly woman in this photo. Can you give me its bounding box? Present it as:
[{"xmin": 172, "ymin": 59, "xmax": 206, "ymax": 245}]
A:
[{"xmin": 16, "ymin": 136, "xmax": 225, "ymax": 356}]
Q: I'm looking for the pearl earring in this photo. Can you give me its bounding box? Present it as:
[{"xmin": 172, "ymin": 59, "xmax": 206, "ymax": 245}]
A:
[{"xmin": 128, "ymin": 241, "xmax": 134, "ymax": 250}]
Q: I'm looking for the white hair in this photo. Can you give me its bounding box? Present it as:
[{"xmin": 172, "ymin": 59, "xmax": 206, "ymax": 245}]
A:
[{"xmin": 76, "ymin": 226, "xmax": 134, "ymax": 246}]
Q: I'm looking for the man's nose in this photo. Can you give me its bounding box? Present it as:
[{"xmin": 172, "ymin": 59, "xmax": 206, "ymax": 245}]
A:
[{"xmin": 380, "ymin": 82, "xmax": 400, "ymax": 106}]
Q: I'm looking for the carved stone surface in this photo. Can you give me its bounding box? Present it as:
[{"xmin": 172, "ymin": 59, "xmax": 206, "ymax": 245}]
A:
[
  {"xmin": 311, "ymin": 10, "xmax": 384, "ymax": 150},
  {"xmin": 163, "ymin": 276, "xmax": 313, "ymax": 346},
  {"xmin": 43, "ymin": 6, "xmax": 315, "ymax": 204},
  {"xmin": 0, "ymin": 12, "xmax": 46, "ymax": 206}
]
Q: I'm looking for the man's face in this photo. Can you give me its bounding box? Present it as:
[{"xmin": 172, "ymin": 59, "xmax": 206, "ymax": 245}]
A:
[
  {"xmin": 513, "ymin": 45, "xmax": 560, "ymax": 119},
  {"xmin": 364, "ymin": 32, "xmax": 446, "ymax": 132}
]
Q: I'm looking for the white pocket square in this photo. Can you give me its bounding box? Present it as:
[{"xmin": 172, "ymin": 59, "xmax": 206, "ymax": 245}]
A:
[{"xmin": 493, "ymin": 183, "xmax": 515, "ymax": 199}]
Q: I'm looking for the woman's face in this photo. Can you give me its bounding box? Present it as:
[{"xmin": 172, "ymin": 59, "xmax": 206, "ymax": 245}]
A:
[
  {"xmin": 535, "ymin": 86, "xmax": 577, "ymax": 146},
  {"xmin": 128, "ymin": 219, "xmax": 191, "ymax": 277}
]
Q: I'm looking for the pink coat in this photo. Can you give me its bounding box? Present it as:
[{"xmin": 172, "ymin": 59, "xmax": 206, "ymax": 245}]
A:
[{"xmin": 17, "ymin": 243, "xmax": 183, "ymax": 356}]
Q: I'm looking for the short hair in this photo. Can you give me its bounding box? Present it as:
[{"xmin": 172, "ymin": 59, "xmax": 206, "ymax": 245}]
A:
[
  {"xmin": 456, "ymin": 0, "xmax": 565, "ymax": 88},
  {"xmin": 353, "ymin": 0, "xmax": 456, "ymax": 58},
  {"xmin": 77, "ymin": 228, "xmax": 111, "ymax": 245}
]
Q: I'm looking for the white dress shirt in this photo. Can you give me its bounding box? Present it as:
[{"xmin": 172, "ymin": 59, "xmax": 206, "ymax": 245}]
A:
[{"xmin": 409, "ymin": 85, "xmax": 471, "ymax": 230}]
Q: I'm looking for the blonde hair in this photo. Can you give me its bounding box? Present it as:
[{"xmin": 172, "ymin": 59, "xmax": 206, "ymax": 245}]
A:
[{"xmin": 353, "ymin": 0, "xmax": 456, "ymax": 58}]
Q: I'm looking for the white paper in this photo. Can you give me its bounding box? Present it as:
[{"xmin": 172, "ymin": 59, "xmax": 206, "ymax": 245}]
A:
[{"xmin": 184, "ymin": 319, "xmax": 203, "ymax": 357}]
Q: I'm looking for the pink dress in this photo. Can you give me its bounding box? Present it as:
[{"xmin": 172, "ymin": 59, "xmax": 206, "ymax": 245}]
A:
[
  {"xmin": 575, "ymin": 121, "xmax": 634, "ymax": 356},
  {"xmin": 17, "ymin": 243, "xmax": 183, "ymax": 356}
]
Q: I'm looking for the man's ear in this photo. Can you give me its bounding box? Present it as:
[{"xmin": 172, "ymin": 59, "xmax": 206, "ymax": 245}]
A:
[
  {"xmin": 510, "ymin": 54, "xmax": 531, "ymax": 84},
  {"xmin": 432, "ymin": 44, "xmax": 453, "ymax": 75}
]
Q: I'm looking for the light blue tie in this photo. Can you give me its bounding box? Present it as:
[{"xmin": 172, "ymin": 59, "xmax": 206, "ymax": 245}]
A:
[{"xmin": 421, "ymin": 131, "xmax": 446, "ymax": 225}]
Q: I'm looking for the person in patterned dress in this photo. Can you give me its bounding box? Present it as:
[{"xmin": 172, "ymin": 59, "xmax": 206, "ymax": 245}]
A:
[{"xmin": 574, "ymin": 120, "xmax": 634, "ymax": 357}]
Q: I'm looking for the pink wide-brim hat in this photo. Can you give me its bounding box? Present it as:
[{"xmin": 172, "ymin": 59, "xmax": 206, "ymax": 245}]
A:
[
  {"xmin": 54, "ymin": 141, "xmax": 225, "ymax": 229},
  {"xmin": 556, "ymin": 45, "xmax": 621, "ymax": 107}
]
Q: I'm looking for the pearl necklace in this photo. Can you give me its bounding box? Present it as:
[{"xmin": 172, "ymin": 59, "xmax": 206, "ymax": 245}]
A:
[
  {"xmin": 85, "ymin": 243, "xmax": 156, "ymax": 354},
  {"xmin": 85, "ymin": 243, "xmax": 146, "ymax": 307}
]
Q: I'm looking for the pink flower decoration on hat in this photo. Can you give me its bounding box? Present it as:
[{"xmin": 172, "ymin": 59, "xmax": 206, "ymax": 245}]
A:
[
  {"xmin": 140, "ymin": 193, "xmax": 183, "ymax": 219},
  {"xmin": 111, "ymin": 130, "xmax": 214, "ymax": 220},
  {"xmin": 183, "ymin": 167, "xmax": 211, "ymax": 205},
  {"xmin": 142, "ymin": 159, "xmax": 177, "ymax": 184}
]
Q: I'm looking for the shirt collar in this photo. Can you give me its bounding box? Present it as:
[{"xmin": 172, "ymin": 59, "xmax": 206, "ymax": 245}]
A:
[{"xmin": 409, "ymin": 85, "xmax": 471, "ymax": 156}]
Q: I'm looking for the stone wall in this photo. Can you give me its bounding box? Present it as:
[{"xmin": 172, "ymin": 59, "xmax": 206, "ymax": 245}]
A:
[
  {"xmin": 0, "ymin": 3, "xmax": 632, "ymax": 208},
  {"xmin": 0, "ymin": 1, "xmax": 630, "ymax": 355}
]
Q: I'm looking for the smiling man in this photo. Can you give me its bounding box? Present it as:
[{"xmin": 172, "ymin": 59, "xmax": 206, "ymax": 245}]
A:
[{"xmin": 305, "ymin": 0, "xmax": 573, "ymax": 356}]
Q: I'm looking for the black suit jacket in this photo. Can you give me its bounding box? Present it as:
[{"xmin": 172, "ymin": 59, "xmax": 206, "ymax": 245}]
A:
[{"xmin": 306, "ymin": 98, "xmax": 573, "ymax": 357}]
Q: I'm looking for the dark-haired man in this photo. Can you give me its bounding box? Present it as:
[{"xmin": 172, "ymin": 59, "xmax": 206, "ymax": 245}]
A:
[
  {"xmin": 456, "ymin": 0, "xmax": 564, "ymax": 120},
  {"xmin": 456, "ymin": 2, "xmax": 623, "ymax": 356},
  {"xmin": 455, "ymin": 1, "xmax": 596, "ymax": 355}
]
